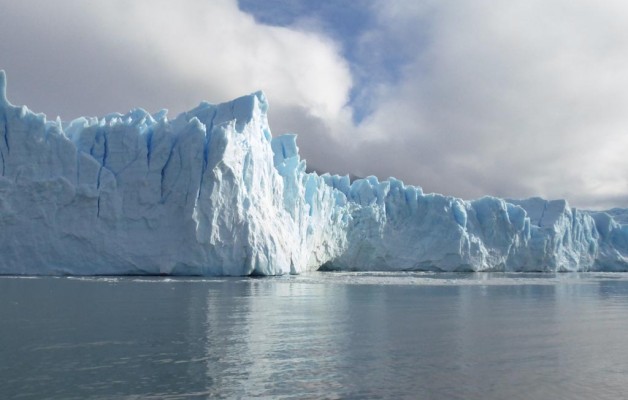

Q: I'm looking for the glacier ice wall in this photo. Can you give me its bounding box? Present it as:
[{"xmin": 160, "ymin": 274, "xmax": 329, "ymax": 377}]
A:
[{"xmin": 0, "ymin": 70, "xmax": 626, "ymax": 275}]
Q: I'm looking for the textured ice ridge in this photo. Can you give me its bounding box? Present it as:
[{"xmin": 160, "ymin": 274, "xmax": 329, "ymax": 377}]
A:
[{"xmin": 0, "ymin": 70, "xmax": 626, "ymax": 275}]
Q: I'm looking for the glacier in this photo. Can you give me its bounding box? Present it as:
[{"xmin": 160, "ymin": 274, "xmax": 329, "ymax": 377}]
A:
[{"xmin": 0, "ymin": 70, "xmax": 627, "ymax": 275}]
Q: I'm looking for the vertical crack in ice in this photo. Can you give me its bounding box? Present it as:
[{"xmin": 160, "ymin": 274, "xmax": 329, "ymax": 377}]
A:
[
  {"xmin": 102, "ymin": 129, "xmax": 109, "ymax": 167},
  {"xmin": 183, "ymin": 142, "xmax": 193, "ymax": 206},
  {"xmin": 160, "ymin": 136, "xmax": 177, "ymax": 203},
  {"xmin": 97, "ymin": 195, "xmax": 101, "ymax": 218},
  {"xmin": 76, "ymin": 153, "xmax": 80, "ymax": 185},
  {"xmin": 538, "ymin": 201, "xmax": 548, "ymax": 227},
  {"xmin": 145, "ymin": 125, "xmax": 154, "ymax": 168},
  {"xmin": 96, "ymin": 128, "xmax": 109, "ymax": 189},
  {"xmin": 1, "ymin": 112, "xmax": 9, "ymax": 155},
  {"xmin": 197, "ymin": 109, "xmax": 216, "ymax": 201},
  {"xmin": 44, "ymin": 123, "xmax": 51, "ymax": 144},
  {"xmin": 0, "ymin": 110, "xmax": 7, "ymax": 176},
  {"xmin": 96, "ymin": 167, "xmax": 102, "ymax": 189}
]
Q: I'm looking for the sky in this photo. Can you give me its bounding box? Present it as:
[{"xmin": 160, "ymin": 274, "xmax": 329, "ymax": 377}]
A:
[{"xmin": 1, "ymin": 0, "xmax": 627, "ymax": 209}]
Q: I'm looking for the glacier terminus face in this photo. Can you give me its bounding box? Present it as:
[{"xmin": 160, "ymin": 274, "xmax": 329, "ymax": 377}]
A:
[{"xmin": 0, "ymin": 70, "xmax": 626, "ymax": 275}]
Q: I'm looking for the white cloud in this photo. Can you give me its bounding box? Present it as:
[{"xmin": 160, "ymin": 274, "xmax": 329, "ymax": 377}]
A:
[
  {"xmin": 99, "ymin": 0, "xmax": 353, "ymax": 121},
  {"xmin": 0, "ymin": 0, "xmax": 352, "ymax": 123},
  {"xmin": 339, "ymin": 0, "xmax": 628, "ymax": 209}
]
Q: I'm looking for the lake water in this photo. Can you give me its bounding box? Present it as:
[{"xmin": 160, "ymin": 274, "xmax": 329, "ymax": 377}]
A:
[{"xmin": 2, "ymin": 272, "xmax": 628, "ymax": 399}]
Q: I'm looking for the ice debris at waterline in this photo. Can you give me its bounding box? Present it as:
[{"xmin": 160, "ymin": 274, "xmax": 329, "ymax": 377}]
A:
[{"xmin": 0, "ymin": 71, "xmax": 626, "ymax": 275}]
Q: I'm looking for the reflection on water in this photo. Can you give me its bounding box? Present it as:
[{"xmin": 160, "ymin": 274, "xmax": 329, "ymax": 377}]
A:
[{"xmin": 2, "ymin": 273, "xmax": 628, "ymax": 399}]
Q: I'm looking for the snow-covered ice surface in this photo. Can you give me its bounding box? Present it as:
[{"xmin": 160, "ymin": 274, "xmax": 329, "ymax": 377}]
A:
[{"xmin": 0, "ymin": 70, "xmax": 627, "ymax": 275}]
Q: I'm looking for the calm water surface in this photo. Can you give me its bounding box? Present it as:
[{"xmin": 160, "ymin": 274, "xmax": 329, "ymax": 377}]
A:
[{"xmin": 2, "ymin": 272, "xmax": 628, "ymax": 399}]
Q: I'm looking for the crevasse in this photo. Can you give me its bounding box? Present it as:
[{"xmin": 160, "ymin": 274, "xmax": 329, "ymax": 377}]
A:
[{"xmin": 0, "ymin": 70, "xmax": 626, "ymax": 275}]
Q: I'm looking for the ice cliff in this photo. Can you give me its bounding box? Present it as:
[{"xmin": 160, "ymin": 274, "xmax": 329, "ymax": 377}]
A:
[{"xmin": 0, "ymin": 70, "xmax": 627, "ymax": 275}]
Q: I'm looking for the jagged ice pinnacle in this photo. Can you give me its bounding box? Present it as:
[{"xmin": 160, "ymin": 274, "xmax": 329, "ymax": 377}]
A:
[{"xmin": 0, "ymin": 70, "xmax": 626, "ymax": 275}]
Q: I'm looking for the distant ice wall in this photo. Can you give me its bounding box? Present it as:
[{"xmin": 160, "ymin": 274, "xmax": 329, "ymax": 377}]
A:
[{"xmin": 0, "ymin": 70, "xmax": 626, "ymax": 275}]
